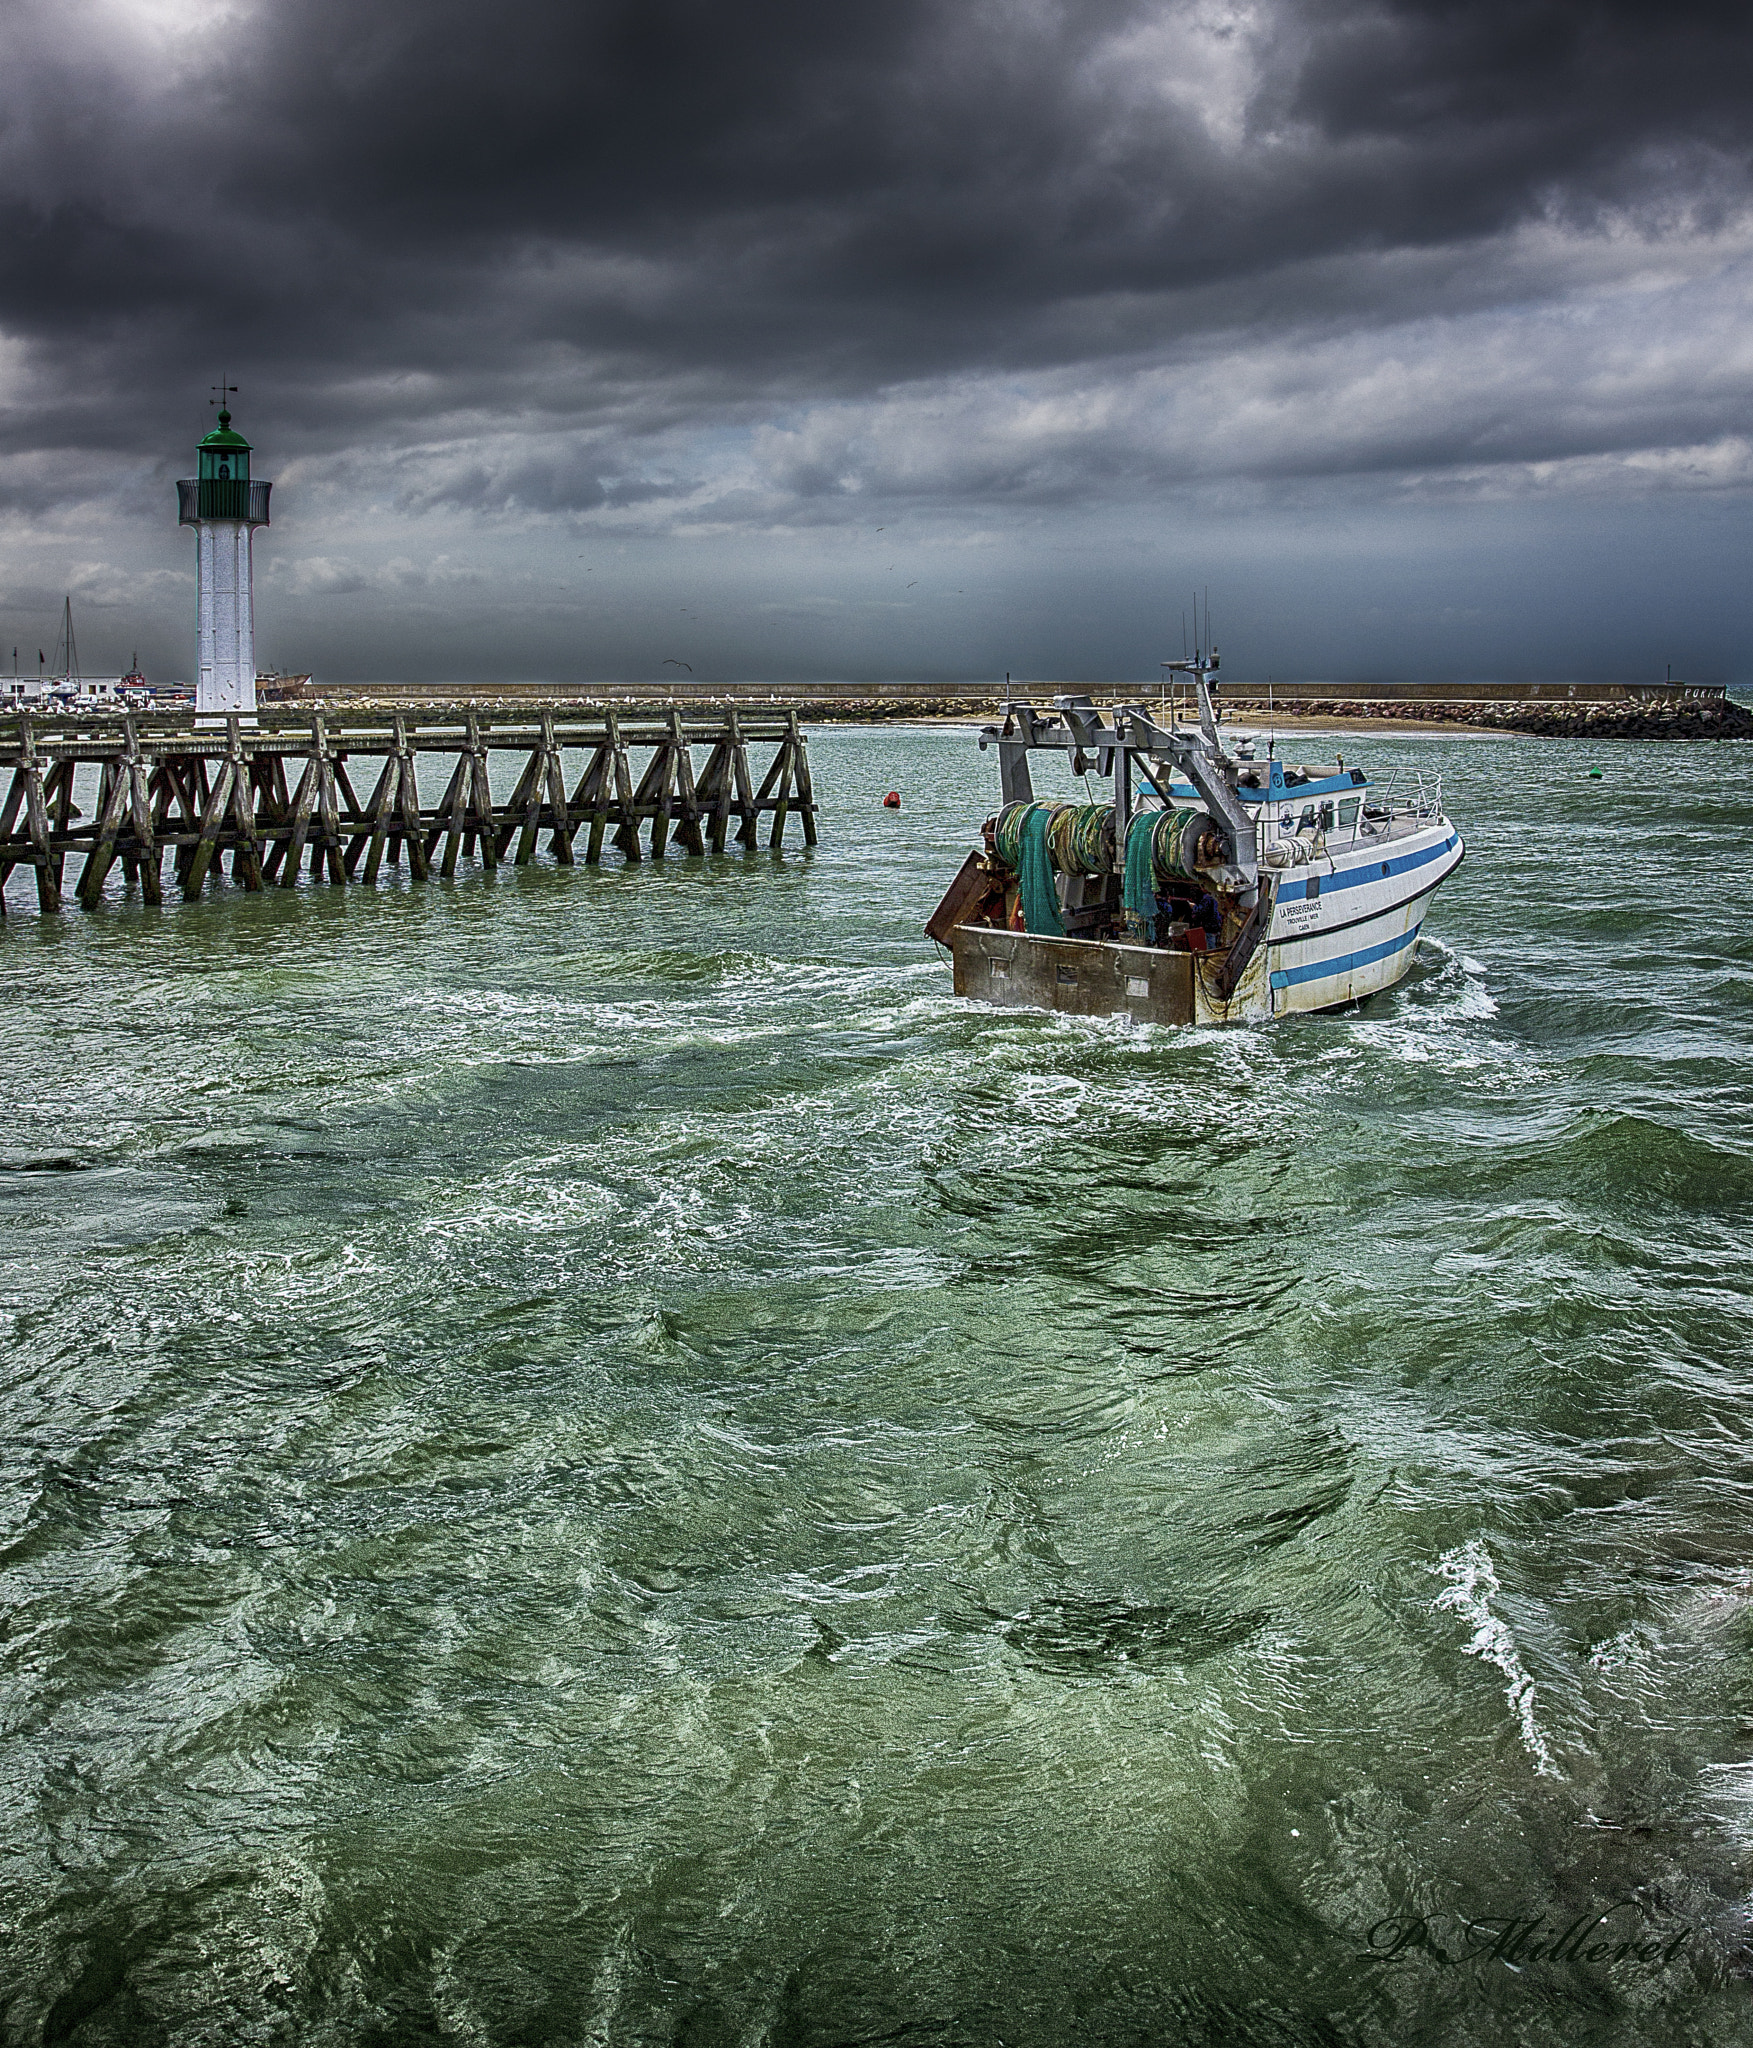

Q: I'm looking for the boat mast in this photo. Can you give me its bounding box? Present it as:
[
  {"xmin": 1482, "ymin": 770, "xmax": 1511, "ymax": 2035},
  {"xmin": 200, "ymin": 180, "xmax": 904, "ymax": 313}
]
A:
[
  {"xmin": 54, "ymin": 595, "xmax": 81, "ymax": 687},
  {"xmin": 1160, "ymin": 645, "xmax": 1221, "ymax": 748}
]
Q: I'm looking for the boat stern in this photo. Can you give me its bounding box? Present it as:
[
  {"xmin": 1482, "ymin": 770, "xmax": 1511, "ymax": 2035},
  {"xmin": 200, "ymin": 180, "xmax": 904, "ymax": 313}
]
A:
[{"xmin": 950, "ymin": 926, "xmax": 1196, "ymax": 1025}]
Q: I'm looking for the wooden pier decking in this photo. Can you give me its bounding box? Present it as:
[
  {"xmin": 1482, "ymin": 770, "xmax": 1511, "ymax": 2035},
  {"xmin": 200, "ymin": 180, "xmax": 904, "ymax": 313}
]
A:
[{"xmin": 0, "ymin": 704, "xmax": 815, "ymax": 916}]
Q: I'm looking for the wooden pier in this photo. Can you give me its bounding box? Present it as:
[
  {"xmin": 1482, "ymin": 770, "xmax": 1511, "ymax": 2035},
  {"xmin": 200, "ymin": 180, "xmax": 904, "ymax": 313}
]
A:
[{"xmin": 0, "ymin": 704, "xmax": 815, "ymax": 916}]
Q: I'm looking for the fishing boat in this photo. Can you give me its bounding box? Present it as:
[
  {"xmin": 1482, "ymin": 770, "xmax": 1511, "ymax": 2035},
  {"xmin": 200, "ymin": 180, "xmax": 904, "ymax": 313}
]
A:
[{"xmin": 926, "ymin": 655, "xmax": 1464, "ymax": 1025}]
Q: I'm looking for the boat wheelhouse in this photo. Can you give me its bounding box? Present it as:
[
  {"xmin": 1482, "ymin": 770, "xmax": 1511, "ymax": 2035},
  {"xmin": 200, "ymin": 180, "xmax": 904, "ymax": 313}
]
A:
[{"xmin": 927, "ymin": 660, "xmax": 1464, "ymax": 1026}]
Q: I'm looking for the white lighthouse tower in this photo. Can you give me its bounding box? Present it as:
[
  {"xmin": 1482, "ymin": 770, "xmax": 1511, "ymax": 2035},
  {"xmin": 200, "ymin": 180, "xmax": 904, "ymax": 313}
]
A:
[{"xmin": 177, "ymin": 393, "xmax": 271, "ymax": 718}]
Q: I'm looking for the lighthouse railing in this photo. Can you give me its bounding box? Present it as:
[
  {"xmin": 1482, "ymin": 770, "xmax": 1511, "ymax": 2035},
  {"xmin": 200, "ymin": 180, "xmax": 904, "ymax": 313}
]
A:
[{"xmin": 177, "ymin": 479, "xmax": 271, "ymax": 525}]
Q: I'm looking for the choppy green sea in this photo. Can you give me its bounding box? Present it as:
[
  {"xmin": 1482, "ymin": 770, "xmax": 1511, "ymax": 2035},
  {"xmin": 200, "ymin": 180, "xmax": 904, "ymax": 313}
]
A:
[{"xmin": 3, "ymin": 722, "xmax": 1752, "ymax": 2046}]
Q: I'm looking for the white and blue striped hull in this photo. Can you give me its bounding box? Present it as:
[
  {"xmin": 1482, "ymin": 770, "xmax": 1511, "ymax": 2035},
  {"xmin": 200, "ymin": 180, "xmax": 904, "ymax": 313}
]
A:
[{"xmin": 1264, "ymin": 820, "xmax": 1465, "ymax": 1017}]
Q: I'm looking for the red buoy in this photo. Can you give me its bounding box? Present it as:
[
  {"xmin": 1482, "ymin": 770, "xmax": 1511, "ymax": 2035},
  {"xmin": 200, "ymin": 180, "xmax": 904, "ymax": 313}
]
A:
[{"xmin": 882, "ymin": 790, "xmax": 901, "ymax": 809}]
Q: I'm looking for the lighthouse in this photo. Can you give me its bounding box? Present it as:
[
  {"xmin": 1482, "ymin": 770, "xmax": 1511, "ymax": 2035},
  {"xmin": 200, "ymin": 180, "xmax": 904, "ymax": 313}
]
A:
[{"xmin": 176, "ymin": 397, "xmax": 271, "ymax": 718}]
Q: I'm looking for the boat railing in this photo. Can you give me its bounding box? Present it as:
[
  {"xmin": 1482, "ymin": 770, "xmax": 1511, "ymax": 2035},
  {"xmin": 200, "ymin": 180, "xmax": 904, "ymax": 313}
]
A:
[{"xmin": 1358, "ymin": 766, "xmax": 1445, "ymax": 835}]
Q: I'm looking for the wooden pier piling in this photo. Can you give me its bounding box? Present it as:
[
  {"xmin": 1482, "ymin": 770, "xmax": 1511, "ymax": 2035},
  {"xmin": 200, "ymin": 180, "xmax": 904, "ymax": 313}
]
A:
[{"xmin": 0, "ymin": 704, "xmax": 816, "ymax": 917}]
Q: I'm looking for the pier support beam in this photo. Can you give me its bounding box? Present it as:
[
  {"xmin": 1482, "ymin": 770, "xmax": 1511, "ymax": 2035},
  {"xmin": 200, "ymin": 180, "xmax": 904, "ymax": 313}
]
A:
[{"xmin": 0, "ymin": 702, "xmax": 818, "ymax": 920}]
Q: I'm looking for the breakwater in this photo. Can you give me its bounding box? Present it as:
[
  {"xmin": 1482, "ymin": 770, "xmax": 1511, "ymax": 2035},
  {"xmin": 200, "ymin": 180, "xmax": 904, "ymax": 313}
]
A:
[
  {"xmin": 801, "ymin": 692, "xmax": 1751, "ymax": 737},
  {"xmin": 1453, "ymin": 697, "xmax": 1751, "ymax": 739},
  {"xmin": 277, "ymin": 678, "xmax": 1751, "ymax": 739},
  {"xmin": 0, "ymin": 704, "xmax": 814, "ymax": 917}
]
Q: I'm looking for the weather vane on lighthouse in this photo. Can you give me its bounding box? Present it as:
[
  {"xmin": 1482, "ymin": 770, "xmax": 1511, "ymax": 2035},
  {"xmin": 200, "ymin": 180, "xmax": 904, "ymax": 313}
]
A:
[{"xmin": 176, "ymin": 382, "xmax": 271, "ymax": 719}]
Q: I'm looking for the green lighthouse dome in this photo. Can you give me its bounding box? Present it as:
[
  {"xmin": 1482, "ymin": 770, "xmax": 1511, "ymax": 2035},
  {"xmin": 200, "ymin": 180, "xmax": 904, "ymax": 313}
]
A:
[{"xmin": 197, "ymin": 408, "xmax": 251, "ymax": 484}]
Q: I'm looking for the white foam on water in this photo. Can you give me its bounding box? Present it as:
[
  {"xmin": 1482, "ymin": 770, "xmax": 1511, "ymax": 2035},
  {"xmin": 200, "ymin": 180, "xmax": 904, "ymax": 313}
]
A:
[
  {"xmin": 1411, "ymin": 938, "xmax": 1500, "ymax": 1021},
  {"xmin": 1587, "ymin": 1624, "xmax": 1656, "ymax": 1675},
  {"xmin": 799, "ymin": 1245, "xmax": 964, "ymax": 1290},
  {"xmin": 1340, "ymin": 940, "xmax": 1518, "ymax": 1076},
  {"xmin": 724, "ymin": 955, "xmax": 950, "ymax": 998},
  {"xmin": 1434, "ymin": 1538, "xmax": 1559, "ymax": 1776},
  {"xmin": 1452, "ymin": 972, "xmax": 1499, "ymax": 1021}
]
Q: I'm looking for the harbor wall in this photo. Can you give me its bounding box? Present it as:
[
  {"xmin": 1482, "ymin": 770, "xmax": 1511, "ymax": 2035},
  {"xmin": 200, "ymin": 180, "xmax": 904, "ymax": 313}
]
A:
[{"xmin": 278, "ymin": 678, "xmax": 1751, "ymax": 738}]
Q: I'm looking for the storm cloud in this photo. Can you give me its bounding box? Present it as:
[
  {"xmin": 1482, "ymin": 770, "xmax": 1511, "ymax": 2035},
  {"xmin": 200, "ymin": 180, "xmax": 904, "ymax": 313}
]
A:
[{"xmin": 2, "ymin": 0, "xmax": 1750, "ymax": 681}]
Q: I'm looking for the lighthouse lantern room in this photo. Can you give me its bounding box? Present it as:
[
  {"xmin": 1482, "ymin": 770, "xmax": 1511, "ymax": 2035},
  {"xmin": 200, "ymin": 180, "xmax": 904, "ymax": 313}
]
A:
[{"xmin": 177, "ymin": 394, "xmax": 271, "ymax": 717}]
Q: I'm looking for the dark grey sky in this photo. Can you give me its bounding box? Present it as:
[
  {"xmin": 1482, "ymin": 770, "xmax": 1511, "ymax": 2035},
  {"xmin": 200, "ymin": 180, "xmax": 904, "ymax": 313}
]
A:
[{"xmin": 3, "ymin": 0, "xmax": 1750, "ymax": 683}]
